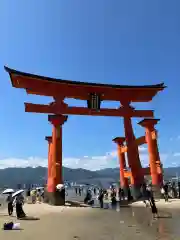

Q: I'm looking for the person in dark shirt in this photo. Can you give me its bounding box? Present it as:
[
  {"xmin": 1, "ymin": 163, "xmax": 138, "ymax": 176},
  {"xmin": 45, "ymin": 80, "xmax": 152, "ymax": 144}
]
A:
[
  {"xmin": 98, "ymin": 189, "xmax": 104, "ymax": 208},
  {"xmin": 163, "ymin": 184, "xmax": 169, "ymax": 202},
  {"xmin": 149, "ymin": 195, "xmax": 158, "ymax": 218},
  {"xmin": 26, "ymin": 189, "xmax": 31, "ymax": 197},
  {"xmin": 93, "ymin": 188, "xmax": 96, "ymax": 195},
  {"xmin": 111, "ymin": 189, "xmax": 117, "ymax": 208},
  {"xmin": 7, "ymin": 193, "xmax": 13, "ymax": 216},
  {"xmin": 178, "ymin": 182, "xmax": 180, "ymax": 199},
  {"xmin": 13, "ymin": 194, "xmax": 26, "ymax": 219},
  {"xmin": 84, "ymin": 190, "xmax": 94, "ymax": 205}
]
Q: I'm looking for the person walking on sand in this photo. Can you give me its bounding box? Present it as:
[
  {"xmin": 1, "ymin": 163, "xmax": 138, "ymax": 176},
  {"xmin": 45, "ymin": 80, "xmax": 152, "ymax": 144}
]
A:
[
  {"xmin": 13, "ymin": 193, "xmax": 26, "ymax": 219},
  {"xmin": 98, "ymin": 189, "xmax": 104, "ymax": 208},
  {"xmin": 31, "ymin": 189, "xmax": 36, "ymax": 204},
  {"xmin": 111, "ymin": 188, "xmax": 117, "ymax": 209},
  {"xmin": 178, "ymin": 182, "xmax": 180, "ymax": 198},
  {"xmin": 163, "ymin": 184, "xmax": 169, "ymax": 202},
  {"xmin": 93, "ymin": 188, "xmax": 96, "ymax": 195},
  {"xmin": 141, "ymin": 184, "xmax": 149, "ymax": 207},
  {"xmin": 36, "ymin": 189, "xmax": 42, "ymax": 203},
  {"xmin": 7, "ymin": 193, "xmax": 13, "ymax": 216},
  {"xmin": 149, "ymin": 194, "xmax": 158, "ymax": 219}
]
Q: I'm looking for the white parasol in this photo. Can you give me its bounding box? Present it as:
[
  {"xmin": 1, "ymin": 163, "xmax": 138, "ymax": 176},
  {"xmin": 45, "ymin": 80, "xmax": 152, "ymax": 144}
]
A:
[
  {"xmin": 2, "ymin": 188, "xmax": 15, "ymax": 194},
  {"xmin": 56, "ymin": 184, "xmax": 64, "ymax": 190},
  {"xmin": 12, "ymin": 189, "xmax": 24, "ymax": 198},
  {"xmin": 36, "ymin": 187, "xmax": 44, "ymax": 190}
]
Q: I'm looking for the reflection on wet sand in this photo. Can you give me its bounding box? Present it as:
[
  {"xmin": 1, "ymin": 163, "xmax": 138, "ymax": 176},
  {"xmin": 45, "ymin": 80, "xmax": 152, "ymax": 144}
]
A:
[
  {"xmin": 0, "ymin": 202, "xmax": 179, "ymax": 239},
  {"xmin": 130, "ymin": 206, "xmax": 180, "ymax": 240}
]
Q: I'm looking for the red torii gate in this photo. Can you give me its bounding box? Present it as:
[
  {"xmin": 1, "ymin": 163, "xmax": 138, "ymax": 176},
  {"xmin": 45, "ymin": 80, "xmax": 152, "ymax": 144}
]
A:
[
  {"xmin": 5, "ymin": 66, "xmax": 166, "ymax": 204},
  {"xmin": 113, "ymin": 119, "xmax": 163, "ymax": 197}
]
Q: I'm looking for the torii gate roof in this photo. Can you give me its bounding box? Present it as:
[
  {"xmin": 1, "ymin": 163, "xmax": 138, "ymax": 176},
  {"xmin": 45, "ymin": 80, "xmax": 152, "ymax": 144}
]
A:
[{"xmin": 5, "ymin": 66, "xmax": 166, "ymax": 103}]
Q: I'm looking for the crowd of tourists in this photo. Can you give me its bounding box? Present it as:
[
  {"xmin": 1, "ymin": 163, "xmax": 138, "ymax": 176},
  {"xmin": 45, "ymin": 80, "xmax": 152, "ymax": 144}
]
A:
[
  {"xmin": 81, "ymin": 183, "xmax": 175, "ymax": 218},
  {"xmin": 3, "ymin": 181, "xmax": 180, "ymax": 220},
  {"xmin": 81, "ymin": 186, "xmax": 133, "ymax": 208},
  {"xmin": 26, "ymin": 188, "xmax": 45, "ymax": 204},
  {"xmin": 160, "ymin": 181, "xmax": 180, "ymax": 202}
]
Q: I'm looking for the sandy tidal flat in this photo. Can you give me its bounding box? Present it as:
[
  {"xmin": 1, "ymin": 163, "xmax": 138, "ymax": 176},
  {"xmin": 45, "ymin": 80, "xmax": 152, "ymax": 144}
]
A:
[{"xmin": 0, "ymin": 203, "xmax": 180, "ymax": 240}]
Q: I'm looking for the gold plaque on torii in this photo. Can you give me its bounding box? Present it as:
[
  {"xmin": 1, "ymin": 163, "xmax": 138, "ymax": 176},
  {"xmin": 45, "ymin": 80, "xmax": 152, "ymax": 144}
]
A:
[{"xmin": 151, "ymin": 130, "xmax": 157, "ymax": 140}]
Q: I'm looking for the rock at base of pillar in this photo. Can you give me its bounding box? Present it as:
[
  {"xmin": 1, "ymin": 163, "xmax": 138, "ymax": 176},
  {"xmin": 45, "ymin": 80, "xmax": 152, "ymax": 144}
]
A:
[
  {"xmin": 122, "ymin": 187, "xmax": 129, "ymax": 198},
  {"xmin": 151, "ymin": 185, "xmax": 162, "ymax": 199},
  {"xmin": 46, "ymin": 191, "xmax": 65, "ymax": 206},
  {"xmin": 43, "ymin": 189, "xmax": 49, "ymax": 203},
  {"xmin": 130, "ymin": 185, "xmax": 142, "ymax": 200}
]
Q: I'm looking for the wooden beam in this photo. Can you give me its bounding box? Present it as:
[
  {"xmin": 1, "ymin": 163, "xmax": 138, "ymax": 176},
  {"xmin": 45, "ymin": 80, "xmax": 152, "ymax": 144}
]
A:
[
  {"xmin": 124, "ymin": 171, "xmax": 132, "ymax": 178},
  {"xmin": 24, "ymin": 103, "xmax": 154, "ymax": 118},
  {"xmin": 121, "ymin": 133, "xmax": 157, "ymax": 154},
  {"xmin": 124, "ymin": 168, "xmax": 150, "ymax": 178},
  {"xmin": 121, "ymin": 136, "xmax": 146, "ymax": 153}
]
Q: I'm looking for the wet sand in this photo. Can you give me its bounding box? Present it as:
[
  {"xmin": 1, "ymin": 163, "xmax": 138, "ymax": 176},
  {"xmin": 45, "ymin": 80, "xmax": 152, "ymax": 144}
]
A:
[
  {"xmin": 0, "ymin": 203, "xmax": 180, "ymax": 240},
  {"xmin": 131, "ymin": 198, "xmax": 180, "ymax": 209}
]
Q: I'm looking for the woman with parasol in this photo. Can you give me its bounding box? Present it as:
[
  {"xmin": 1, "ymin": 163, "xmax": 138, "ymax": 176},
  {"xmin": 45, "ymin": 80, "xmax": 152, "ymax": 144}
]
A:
[
  {"xmin": 2, "ymin": 189, "xmax": 15, "ymax": 216},
  {"xmin": 7, "ymin": 193, "xmax": 14, "ymax": 216},
  {"xmin": 12, "ymin": 190, "xmax": 26, "ymax": 219}
]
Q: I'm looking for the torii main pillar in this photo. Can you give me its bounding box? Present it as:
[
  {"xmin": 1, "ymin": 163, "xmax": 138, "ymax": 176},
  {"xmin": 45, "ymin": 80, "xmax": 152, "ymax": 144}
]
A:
[
  {"xmin": 45, "ymin": 136, "xmax": 52, "ymax": 190},
  {"xmin": 113, "ymin": 137, "xmax": 129, "ymax": 197},
  {"xmin": 122, "ymin": 104, "xmax": 144, "ymax": 199},
  {"xmin": 47, "ymin": 114, "xmax": 68, "ymax": 205},
  {"xmin": 138, "ymin": 118, "xmax": 163, "ymax": 197}
]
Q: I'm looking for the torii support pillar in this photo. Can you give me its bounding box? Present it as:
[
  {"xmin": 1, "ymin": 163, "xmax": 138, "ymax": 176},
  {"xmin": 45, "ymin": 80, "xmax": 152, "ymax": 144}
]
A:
[
  {"xmin": 138, "ymin": 118, "xmax": 163, "ymax": 198},
  {"xmin": 45, "ymin": 136, "xmax": 52, "ymax": 188},
  {"xmin": 48, "ymin": 114, "xmax": 68, "ymax": 205},
  {"xmin": 123, "ymin": 114, "xmax": 144, "ymax": 199},
  {"xmin": 113, "ymin": 137, "xmax": 129, "ymax": 197},
  {"xmin": 44, "ymin": 136, "xmax": 52, "ymax": 203}
]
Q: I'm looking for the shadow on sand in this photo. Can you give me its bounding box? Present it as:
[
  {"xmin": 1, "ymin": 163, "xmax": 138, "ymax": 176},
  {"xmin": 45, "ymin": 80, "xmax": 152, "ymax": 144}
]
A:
[
  {"xmin": 18, "ymin": 216, "xmax": 40, "ymax": 221},
  {"xmin": 3, "ymin": 228, "xmax": 24, "ymax": 231},
  {"xmin": 0, "ymin": 213, "xmax": 40, "ymax": 220},
  {"xmin": 157, "ymin": 215, "xmax": 172, "ymax": 219},
  {"xmin": 0, "ymin": 214, "xmax": 16, "ymax": 218}
]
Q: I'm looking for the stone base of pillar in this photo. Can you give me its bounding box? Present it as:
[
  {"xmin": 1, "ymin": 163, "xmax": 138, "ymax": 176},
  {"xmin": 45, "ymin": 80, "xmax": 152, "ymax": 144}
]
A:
[
  {"xmin": 122, "ymin": 187, "xmax": 129, "ymax": 198},
  {"xmin": 130, "ymin": 185, "xmax": 142, "ymax": 200},
  {"xmin": 43, "ymin": 189, "xmax": 49, "ymax": 203},
  {"xmin": 151, "ymin": 185, "xmax": 162, "ymax": 199},
  {"xmin": 47, "ymin": 191, "xmax": 65, "ymax": 206}
]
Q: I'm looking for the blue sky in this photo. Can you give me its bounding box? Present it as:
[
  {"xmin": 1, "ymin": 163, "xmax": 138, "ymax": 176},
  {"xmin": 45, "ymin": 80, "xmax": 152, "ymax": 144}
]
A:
[{"xmin": 0, "ymin": 0, "xmax": 180, "ymax": 170}]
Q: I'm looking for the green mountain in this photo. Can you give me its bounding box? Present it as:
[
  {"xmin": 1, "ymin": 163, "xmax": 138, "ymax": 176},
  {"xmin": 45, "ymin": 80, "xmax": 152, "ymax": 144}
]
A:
[{"xmin": 0, "ymin": 166, "xmax": 179, "ymax": 188}]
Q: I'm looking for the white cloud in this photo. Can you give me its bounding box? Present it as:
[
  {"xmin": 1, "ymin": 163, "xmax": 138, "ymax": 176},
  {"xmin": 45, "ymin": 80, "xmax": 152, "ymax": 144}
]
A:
[
  {"xmin": 0, "ymin": 150, "xmax": 177, "ymax": 171},
  {"xmin": 0, "ymin": 157, "xmax": 47, "ymax": 169},
  {"xmin": 0, "ymin": 151, "xmax": 119, "ymax": 171},
  {"xmin": 64, "ymin": 151, "xmax": 119, "ymax": 170},
  {"xmin": 173, "ymin": 153, "xmax": 180, "ymax": 157}
]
